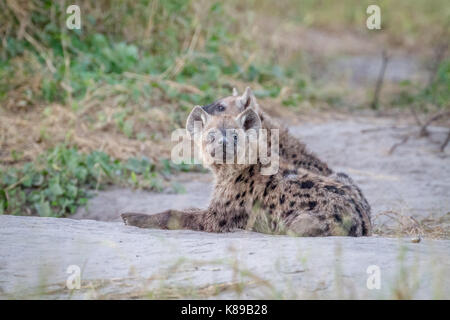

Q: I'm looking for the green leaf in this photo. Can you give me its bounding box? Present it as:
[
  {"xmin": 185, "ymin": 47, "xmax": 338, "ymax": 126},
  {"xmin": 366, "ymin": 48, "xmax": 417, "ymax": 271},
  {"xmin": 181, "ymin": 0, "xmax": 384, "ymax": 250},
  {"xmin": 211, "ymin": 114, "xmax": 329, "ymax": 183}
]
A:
[
  {"xmin": 35, "ymin": 201, "xmax": 53, "ymax": 217},
  {"xmin": 49, "ymin": 180, "xmax": 64, "ymax": 196}
]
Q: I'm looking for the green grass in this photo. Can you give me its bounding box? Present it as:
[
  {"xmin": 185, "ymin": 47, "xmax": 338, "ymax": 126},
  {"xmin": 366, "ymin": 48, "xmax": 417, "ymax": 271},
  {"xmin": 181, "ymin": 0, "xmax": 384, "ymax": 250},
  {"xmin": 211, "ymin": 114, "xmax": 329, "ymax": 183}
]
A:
[
  {"xmin": 0, "ymin": 145, "xmax": 198, "ymax": 217},
  {"xmin": 0, "ymin": 0, "xmax": 303, "ymax": 109}
]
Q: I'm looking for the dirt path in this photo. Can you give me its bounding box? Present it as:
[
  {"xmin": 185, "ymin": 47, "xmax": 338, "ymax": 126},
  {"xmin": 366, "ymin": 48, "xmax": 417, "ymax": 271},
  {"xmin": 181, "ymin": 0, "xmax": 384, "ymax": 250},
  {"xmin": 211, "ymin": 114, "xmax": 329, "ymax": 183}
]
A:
[
  {"xmin": 1, "ymin": 215, "xmax": 449, "ymax": 299},
  {"xmin": 72, "ymin": 115, "xmax": 450, "ymax": 236},
  {"xmin": 2, "ymin": 115, "xmax": 449, "ymax": 299}
]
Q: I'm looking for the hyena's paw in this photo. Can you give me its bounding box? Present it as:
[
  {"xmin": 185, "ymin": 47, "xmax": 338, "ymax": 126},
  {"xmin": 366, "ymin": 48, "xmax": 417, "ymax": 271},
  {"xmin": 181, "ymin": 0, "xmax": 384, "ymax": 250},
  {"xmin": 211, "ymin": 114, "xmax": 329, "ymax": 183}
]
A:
[{"xmin": 121, "ymin": 212, "xmax": 154, "ymax": 228}]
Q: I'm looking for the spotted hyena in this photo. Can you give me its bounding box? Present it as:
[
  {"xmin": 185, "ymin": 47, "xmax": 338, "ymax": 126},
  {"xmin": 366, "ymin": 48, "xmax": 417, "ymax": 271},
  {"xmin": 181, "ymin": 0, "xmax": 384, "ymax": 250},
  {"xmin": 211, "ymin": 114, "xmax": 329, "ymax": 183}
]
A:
[{"xmin": 121, "ymin": 98, "xmax": 372, "ymax": 236}]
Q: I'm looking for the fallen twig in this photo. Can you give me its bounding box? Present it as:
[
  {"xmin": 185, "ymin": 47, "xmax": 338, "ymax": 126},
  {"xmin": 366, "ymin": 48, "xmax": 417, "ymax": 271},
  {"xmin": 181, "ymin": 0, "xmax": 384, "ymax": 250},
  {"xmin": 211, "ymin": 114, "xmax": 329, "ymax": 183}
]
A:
[
  {"xmin": 441, "ymin": 129, "xmax": 450, "ymax": 152},
  {"xmin": 371, "ymin": 50, "xmax": 389, "ymax": 109},
  {"xmin": 361, "ymin": 126, "xmax": 410, "ymax": 134},
  {"xmin": 419, "ymin": 110, "xmax": 450, "ymax": 137},
  {"xmin": 388, "ymin": 135, "xmax": 409, "ymax": 155}
]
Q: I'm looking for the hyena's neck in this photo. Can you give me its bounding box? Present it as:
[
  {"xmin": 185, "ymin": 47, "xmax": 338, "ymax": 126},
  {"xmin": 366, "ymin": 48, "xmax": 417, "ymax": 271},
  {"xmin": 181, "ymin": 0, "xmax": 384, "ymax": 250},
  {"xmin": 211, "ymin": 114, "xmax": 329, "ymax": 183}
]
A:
[{"xmin": 211, "ymin": 163, "xmax": 261, "ymax": 186}]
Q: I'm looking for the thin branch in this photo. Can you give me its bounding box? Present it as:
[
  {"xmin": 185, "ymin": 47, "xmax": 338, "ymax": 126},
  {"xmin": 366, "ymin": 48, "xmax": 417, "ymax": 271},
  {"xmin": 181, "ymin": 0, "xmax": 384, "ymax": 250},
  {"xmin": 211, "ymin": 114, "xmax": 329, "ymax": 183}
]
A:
[
  {"xmin": 388, "ymin": 135, "xmax": 409, "ymax": 155},
  {"xmin": 371, "ymin": 50, "xmax": 389, "ymax": 109},
  {"xmin": 419, "ymin": 111, "xmax": 450, "ymax": 137},
  {"xmin": 441, "ymin": 129, "xmax": 450, "ymax": 152}
]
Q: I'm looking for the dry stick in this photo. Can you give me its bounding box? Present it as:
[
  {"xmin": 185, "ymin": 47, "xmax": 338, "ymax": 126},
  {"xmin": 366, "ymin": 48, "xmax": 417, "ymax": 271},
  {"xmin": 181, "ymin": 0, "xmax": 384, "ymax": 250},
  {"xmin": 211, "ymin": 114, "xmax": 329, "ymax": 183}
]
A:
[
  {"xmin": 23, "ymin": 32, "xmax": 56, "ymax": 74},
  {"xmin": 371, "ymin": 50, "xmax": 389, "ymax": 110},
  {"xmin": 360, "ymin": 126, "xmax": 410, "ymax": 134},
  {"xmin": 441, "ymin": 129, "xmax": 450, "ymax": 152},
  {"xmin": 409, "ymin": 107, "xmax": 423, "ymax": 126},
  {"xmin": 419, "ymin": 110, "xmax": 450, "ymax": 137},
  {"xmin": 388, "ymin": 135, "xmax": 410, "ymax": 155}
]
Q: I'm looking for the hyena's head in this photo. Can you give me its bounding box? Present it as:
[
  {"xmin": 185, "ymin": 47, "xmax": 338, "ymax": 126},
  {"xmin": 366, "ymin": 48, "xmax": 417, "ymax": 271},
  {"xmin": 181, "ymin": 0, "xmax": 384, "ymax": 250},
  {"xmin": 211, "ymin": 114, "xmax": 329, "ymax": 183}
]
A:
[
  {"xmin": 201, "ymin": 87, "xmax": 260, "ymax": 117},
  {"xmin": 186, "ymin": 104, "xmax": 261, "ymax": 168}
]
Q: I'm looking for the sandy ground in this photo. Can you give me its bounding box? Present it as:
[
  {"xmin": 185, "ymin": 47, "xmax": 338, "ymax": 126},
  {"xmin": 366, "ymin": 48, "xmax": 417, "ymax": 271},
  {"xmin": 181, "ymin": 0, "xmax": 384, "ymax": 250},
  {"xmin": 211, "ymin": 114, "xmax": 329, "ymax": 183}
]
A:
[
  {"xmin": 1, "ymin": 215, "xmax": 449, "ymax": 299},
  {"xmin": 72, "ymin": 115, "xmax": 450, "ymax": 236}
]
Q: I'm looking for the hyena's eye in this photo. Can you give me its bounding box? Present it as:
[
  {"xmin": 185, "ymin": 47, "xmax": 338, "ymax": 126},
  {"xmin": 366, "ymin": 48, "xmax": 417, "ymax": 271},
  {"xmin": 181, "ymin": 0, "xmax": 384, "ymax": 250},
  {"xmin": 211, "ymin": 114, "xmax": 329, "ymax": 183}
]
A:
[{"xmin": 216, "ymin": 104, "xmax": 225, "ymax": 112}]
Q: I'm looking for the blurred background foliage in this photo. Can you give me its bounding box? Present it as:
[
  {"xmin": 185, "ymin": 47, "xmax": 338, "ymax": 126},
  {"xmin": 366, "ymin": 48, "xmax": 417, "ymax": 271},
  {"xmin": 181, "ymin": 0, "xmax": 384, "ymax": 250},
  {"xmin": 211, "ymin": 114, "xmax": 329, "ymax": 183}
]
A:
[{"xmin": 0, "ymin": 0, "xmax": 448, "ymax": 216}]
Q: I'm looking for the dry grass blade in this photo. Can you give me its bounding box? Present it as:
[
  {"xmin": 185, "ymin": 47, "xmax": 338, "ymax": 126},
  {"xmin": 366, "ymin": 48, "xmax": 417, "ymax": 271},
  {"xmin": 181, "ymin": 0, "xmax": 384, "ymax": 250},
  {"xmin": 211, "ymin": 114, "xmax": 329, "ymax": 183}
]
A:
[{"xmin": 373, "ymin": 210, "xmax": 450, "ymax": 239}]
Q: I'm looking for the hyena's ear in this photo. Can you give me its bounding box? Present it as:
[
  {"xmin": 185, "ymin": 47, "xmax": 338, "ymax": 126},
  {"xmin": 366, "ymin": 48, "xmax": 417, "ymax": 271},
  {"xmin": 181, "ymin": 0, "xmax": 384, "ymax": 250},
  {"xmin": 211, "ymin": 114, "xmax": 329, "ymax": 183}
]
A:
[
  {"xmin": 186, "ymin": 106, "xmax": 210, "ymax": 137},
  {"xmin": 237, "ymin": 87, "xmax": 256, "ymax": 110},
  {"xmin": 232, "ymin": 87, "xmax": 239, "ymax": 96},
  {"xmin": 236, "ymin": 108, "xmax": 261, "ymax": 131}
]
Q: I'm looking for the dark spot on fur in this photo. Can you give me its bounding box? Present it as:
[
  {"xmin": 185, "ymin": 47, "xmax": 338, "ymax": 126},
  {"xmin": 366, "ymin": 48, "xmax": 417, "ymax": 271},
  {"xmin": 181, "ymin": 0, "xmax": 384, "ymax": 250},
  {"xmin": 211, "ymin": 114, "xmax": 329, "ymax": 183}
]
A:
[
  {"xmin": 289, "ymin": 201, "xmax": 295, "ymax": 207},
  {"xmin": 225, "ymin": 200, "xmax": 231, "ymax": 207},
  {"xmin": 233, "ymin": 214, "xmax": 242, "ymax": 223},
  {"xmin": 324, "ymin": 185, "xmax": 343, "ymax": 194},
  {"xmin": 270, "ymin": 184, "xmax": 277, "ymax": 190},
  {"xmin": 235, "ymin": 174, "xmax": 243, "ymax": 183},
  {"xmin": 301, "ymin": 180, "xmax": 314, "ymax": 189},
  {"xmin": 249, "ymin": 166, "xmax": 254, "ymax": 176},
  {"xmin": 199, "ymin": 225, "xmax": 204, "ymax": 231},
  {"xmin": 269, "ymin": 203, "xmax": 276, "ymax": 209},
  {"xmin": 279, "ymin": 195, "xmax": 285, "ymax": 204},
  {"xmin": 235, "ymin": 193, "xmax": 240, "ymax": 200},
  {"xmin": 239, "ymin": 200, "xmax": 245, "ymax": 207},
  {"xmin": 219, "ymin": 219, "xmax": 227, "ymax": 227},
  {"xmin": 282, "ymin": 169, "xmax": 297, "ymax": 177},
  {"xmin": 349, "ymin": 224, "xmax": 358, "ymax": 237},
  {"xmin": 354, "ymin": 203, "xmax": 363, "ymax": 218},
  {"xmin": 249, "ymin": 180, "xmax": 254, "ymax": 188},
  {"xmin": 244, "ymin": 178, "xmax": 249, "ymax": 183},
  {"xmin": 241, "ymin": 191, "xmax": 246, "ymax": 198},
  {"xmin": 333, "ymin": 213, "xmax": 342, "ymax": 222},
  {"xmin": 307, "ymin": 201, "xmax": 317, "ymax": 210},
  {"xmin": 361, "ymin": 220, "xmax": 367, "ymax": 235},
  {"xmin": 289, "ymin": 180, "xmax": 314, "ymax": 189},
  {"xmin": 283, "ymin": 210, "xmax": 294, "ymax": 217}
]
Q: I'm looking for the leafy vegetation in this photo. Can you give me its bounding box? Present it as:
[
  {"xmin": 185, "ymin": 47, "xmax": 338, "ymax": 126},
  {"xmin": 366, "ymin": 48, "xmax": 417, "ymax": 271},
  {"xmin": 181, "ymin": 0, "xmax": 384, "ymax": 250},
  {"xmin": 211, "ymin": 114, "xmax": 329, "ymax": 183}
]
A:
[
  {"xmin": 0, "ymin": 145, "xmax": 199, "ymax": 217},
  {"xmin": 392, "ymin": 58, "xmax": 450, "ymax": 111}
]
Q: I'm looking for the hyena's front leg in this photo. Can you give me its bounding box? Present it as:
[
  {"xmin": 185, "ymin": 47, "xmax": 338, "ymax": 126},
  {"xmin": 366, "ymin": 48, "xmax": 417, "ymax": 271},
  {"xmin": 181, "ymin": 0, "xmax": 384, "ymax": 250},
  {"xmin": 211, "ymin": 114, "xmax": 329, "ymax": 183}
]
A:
[{"xmin": 121, "ymin": 209, "xmax": 210, "ymax": 231}]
